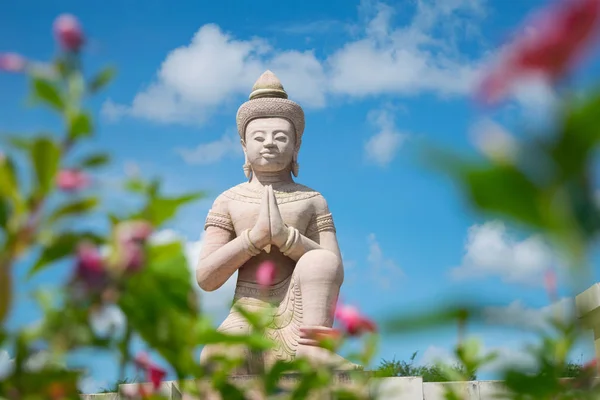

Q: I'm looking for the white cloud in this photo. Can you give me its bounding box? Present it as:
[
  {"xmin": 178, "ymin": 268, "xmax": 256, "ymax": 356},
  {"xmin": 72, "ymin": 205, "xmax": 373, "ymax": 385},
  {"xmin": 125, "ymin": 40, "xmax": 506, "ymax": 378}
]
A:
[
  {"xmin": 102, "ymin": 24, "xmax": 326, "ymax": 125},
  {"xmin": 150, "ymin": 229, "xmax": 236, "ymax": 324},
  {"xmin": 484, "ymin": 297, "xmax": 574, "ymax": 332},
  {"xmin": 366, "ymin": 233, "xmax": 404, "ymax": 288},
  {"xmin": 364, "ymin": 108, "xmax": 407, "ymax": 166},
  {"xmin": 103, "ymin": 0, "xmax": 486, "ymax": 125},
  {"xmin": 177, "ymin": 133, "xmax": 242, "ymax": 165},
  {"xmin": 451, "ymin": 221, "xmax": 558, "ymax": 285}
]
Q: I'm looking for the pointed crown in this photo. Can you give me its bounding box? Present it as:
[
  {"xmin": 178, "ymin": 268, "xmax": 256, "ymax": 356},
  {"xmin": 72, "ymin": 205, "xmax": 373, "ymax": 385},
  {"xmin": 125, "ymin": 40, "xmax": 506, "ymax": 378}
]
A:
[{"xmin": 236, "ymin": 70, "xmax": 305, "ymax": 146}]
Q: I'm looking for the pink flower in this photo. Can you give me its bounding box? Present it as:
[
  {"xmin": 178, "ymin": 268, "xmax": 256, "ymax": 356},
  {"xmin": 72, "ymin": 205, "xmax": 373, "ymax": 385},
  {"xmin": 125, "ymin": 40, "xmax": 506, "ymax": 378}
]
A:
[
  {"xmin": 544, "ymin": 269, "xmax": 558, "ymax": 300},
  {"xmin": 121, "ymin": 241, "xmax": 145, "ymax": 273},
  {"xmin": 583, "ymin": 358, "xmax": 597, "ymax": 370},
  {"xmin": 112, "ymin": 220, "xmax": 153, "ymax": 273},
  {"xmin": 478, "ymin": 0, "xmax": 600, "ymax": 103},
  {"xmin": 75, "ymin": 242, "xmax": 106, "ymax": 289},
  {"xmin": 256, "ymin": 261, "xmax": 276, "ymax": 288},
  {"xmin": 57, "ymin": 169, "xmax": 89, "ymax": 191},
  {"xmin": 134, "ymin": 353, "xmax": 167, "ymax": 391},
  {"xmin": 53, "ymin": 14, "xmax": 84, "ymax": 51},
  {"xmin": 335, "ymin": 304, "xmax": 377, "ymax": 337},
  {"xmin": 0, "ymin": 53, "xmax": 26, "ymax": 73}
]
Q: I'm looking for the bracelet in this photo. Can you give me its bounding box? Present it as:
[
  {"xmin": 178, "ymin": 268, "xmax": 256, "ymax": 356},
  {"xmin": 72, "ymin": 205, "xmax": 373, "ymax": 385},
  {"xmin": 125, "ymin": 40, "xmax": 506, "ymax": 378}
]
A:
[
  {"xmin": 280, "ymin": 227, "xmax": 299, "ymax": 256},
  {"xmin": 242, "ymin": 229, "xmax": 261, "ymax": 256}
]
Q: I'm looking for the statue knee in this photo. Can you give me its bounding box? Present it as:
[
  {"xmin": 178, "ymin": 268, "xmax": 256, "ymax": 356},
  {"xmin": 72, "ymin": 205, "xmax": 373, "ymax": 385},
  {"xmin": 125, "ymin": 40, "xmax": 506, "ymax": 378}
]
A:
[{"xmin": 295, "ymin": 249, "xmax": 343, "ymax": 286}]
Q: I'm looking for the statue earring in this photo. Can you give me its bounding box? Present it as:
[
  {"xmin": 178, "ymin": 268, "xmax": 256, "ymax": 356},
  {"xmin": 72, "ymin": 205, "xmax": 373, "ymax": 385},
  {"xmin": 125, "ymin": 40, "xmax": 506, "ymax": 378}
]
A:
[
  {"xmin": 292, "ymin": 153, "xmax": 299, "ymax": 177},
  {"xmin": 243, "ymin": 154, "xmax": 252, "ymax": 180}
]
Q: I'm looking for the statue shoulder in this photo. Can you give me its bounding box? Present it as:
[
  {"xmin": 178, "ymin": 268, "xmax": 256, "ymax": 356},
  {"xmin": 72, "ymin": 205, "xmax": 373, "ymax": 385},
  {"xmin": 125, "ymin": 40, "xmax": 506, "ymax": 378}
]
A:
[
  {"xmin": 210, "ymin": 191, "xmax": 232, "ymax": 214},
  {"xmin": 306, "ymin": 192, "xmax": 336, "ymax": 235},
  {"xmin": 204, "ymin": 191, "xmax": 234, "ymax": 233}
]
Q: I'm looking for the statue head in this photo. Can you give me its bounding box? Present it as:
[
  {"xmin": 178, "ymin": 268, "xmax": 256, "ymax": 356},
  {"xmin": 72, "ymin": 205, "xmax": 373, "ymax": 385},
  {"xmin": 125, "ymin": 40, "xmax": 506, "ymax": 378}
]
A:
[{"xmin": 236, "ymin": 70, "xmax": 305, "ymax": 179}]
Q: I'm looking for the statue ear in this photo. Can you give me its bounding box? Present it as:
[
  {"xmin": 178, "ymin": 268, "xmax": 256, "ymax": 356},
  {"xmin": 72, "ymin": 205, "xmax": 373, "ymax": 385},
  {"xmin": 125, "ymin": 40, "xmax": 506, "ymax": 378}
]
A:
[{"xmin": 241, "ymin": 139, "xmax": 252, "ymax": 180}]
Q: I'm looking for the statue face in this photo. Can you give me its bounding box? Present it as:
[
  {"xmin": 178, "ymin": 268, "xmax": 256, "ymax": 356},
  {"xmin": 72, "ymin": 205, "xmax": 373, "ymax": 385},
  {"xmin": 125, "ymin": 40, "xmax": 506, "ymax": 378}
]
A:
[{"xmin": 244, "ymin": 117, "xmax": 296, "ymax": 173}]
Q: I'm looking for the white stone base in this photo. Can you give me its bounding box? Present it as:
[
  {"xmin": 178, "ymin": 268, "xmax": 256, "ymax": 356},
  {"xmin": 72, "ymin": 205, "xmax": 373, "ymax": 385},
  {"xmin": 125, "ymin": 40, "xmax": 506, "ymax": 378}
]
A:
[{"xmin": 80, "ymin": 378, "xmax": 517, "ymax": 399}]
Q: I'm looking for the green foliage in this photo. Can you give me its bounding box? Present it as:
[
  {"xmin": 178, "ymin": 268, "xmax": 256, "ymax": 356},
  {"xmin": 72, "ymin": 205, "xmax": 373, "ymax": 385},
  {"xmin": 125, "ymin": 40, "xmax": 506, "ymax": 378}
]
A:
[
  {"xmin": 30, "ymin": 136, "xmax": 61, "ymax": 198},
  {"xmin": 76, "ymin": 152, "xmax": 110, "ymax": 169},
  {"xmin": 32, "ymin": 77, "xmax": 64, "ymax": 110},
  {"xmin": 374, "ymin": 352, "xmax": 477, "ymax": 382},
  {"xmin": 68, "ymin": 111, "xmax": 93, "ymax": 139},
  {"xmin": 88, "ymin": 66, "xmax": 117, "ymax": 93}
]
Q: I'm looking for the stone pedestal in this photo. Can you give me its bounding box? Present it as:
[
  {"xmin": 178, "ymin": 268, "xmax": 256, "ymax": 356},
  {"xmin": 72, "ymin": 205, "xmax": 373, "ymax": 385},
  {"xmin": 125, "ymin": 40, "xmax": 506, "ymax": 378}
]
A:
[
  {"xmin": 82, "ymin": 377, "xmax": 516, "ymax": 400},
  {"xmin": 576, "ymin": 283, "xmax": 600, "ymax": 374}
]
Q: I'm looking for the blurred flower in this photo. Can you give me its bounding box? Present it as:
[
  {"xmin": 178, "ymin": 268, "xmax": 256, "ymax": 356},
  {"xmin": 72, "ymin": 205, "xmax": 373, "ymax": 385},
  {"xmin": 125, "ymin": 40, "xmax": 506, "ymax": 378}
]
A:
[
  {"xmin": 334, "ymin": 304, "xmax": 377, "ymax": 336},
  {"xmin": 116, "ymin": 220, "xmax": 153, "ymax": 244},
  {"xmin": 544, "ymin": 268, "xmax": 558, "ymax": 301},
  {"xmin": 57, "ymin": 169, "xmax": 89, "ymax": 191},
  {"xmin": 53, "ymin": 14, "xmax": 84, "ymax": 51},
  {"xmin": 47, "ymin": 382, "xmax": 66, "ymax": 400},
  {"xmin": 0, "ymin": 53, "xmax": 26, "ymax": 73},
  {"xmin": 75, "ymin": 242, "xmax": 107, "ymax": 289},
  {"xmin": 478, "ymin": 0, "xmax": 600, "ymax": 103},
  {"xmin": 134, "ymin": 353, "xmax": 166, "ymax": 391},
  {"xmin": 111, "ymin": 220, "xmax": 153, "ymax": 273},
  {"xmin": 256, "ymin": 260, "xmax": 276, "ymax": 288}
]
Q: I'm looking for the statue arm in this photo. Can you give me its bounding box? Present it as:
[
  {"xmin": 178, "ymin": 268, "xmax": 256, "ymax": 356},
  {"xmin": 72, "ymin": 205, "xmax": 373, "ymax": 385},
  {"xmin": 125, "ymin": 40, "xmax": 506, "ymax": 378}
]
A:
[
  {"xmin": 195, "ymin": 198, "xmax": 253, "ymax": 292},
  {"xmin": 281, "ymin": 196, "xmax": 342, "ymax": 262}
]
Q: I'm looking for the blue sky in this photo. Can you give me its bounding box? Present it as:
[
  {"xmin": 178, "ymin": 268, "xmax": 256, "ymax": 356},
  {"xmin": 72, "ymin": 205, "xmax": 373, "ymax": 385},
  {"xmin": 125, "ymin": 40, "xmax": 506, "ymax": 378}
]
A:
[{"xmin": 2, "ymin": 0, "xmax": 600, "ymax": 393}]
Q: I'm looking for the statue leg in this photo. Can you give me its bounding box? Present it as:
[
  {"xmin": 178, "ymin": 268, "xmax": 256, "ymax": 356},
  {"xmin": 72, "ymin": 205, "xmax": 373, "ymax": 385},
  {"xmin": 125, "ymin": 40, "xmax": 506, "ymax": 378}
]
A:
[
  {"xmin": 295, "ymin": 249, "xmax": 343, "ymax": 327},
  {"xmin": 293, "ymin": 249, "xmax": 355, "ymax": 368}
]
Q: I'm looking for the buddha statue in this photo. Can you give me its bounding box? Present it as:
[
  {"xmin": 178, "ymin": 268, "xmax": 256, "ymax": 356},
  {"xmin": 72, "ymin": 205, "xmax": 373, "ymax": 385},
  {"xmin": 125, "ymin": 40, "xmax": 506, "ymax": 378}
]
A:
[{"xmin": 196, "ymin": 70, "xmax": 349, "ymax": 373}]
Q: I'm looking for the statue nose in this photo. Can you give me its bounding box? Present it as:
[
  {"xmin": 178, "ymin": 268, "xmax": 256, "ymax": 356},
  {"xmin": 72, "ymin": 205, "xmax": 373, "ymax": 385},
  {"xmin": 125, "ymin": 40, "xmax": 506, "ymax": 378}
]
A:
[{"xmin": 264, "ymin": 137, "xmax": 276, "ymax": 147}]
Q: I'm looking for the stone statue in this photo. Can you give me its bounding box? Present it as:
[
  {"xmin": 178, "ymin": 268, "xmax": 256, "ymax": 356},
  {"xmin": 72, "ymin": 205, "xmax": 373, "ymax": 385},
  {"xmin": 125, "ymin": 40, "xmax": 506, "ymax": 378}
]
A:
[{"xmin": 196, "ymin": 70, "xmax": 349, "ymax": 374}]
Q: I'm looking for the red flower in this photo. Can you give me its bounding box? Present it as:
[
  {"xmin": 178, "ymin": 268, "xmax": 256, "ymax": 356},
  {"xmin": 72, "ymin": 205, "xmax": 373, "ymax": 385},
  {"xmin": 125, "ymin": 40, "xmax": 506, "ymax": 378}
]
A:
[
  {"xmin": 256, "ymin": 261, "xmax": 276, "ymax": 288},
  {"xmin": 0, "ymin": 53, "xmax": 26, "ymax": 73},
  {"xmin": 53, "ymin": 14, "xmax": 84, "ymax": 51},
  {"xmin": 478, "ymin": 0, "xmax": 600, "ymax": 103},
  {"xmin": 57, "ymin": 169, "xmax": 89, "ymax": 191},
  {"xmin": 134, "ymin": 353, "xmax": 167, "ymax": 391},
  {"xmin": 335, "ymin": 304, "xmax": 377, "ymax": 336},
  {"xmin": 75, "ymin": 242, "xmax": 106, "ymax": 288}
]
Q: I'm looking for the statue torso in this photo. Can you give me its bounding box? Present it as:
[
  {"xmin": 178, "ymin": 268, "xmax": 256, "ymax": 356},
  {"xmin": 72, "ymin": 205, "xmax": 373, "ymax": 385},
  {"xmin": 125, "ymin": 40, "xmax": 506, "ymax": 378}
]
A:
[
  {"xmin": 223, "ymin": 182, "xmax": 321, "ymax": 236},
  {"xmin": 220, "ymin": 182, "xmax": 324, "ymax": 284}
]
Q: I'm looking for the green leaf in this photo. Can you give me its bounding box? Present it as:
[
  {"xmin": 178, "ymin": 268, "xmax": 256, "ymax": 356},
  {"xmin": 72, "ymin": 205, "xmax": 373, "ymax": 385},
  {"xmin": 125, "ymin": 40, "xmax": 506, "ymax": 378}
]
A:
[
  {"xmin": 32, "ymin": 78, "xmax": 64, "ymax": 110},
  {"xmin": 28, "ymin": 233, "xmax": 80, "ymax": 278},
  {"xmin": 6, "ymin": 135, "xmax": 32, "ymax": 152},
  {"xmin": 464, "ymin": 164, "xmax": 547, "ymax": 228},
  {"xmin": 124, "ymin": 178, "xmax": 147, "ymax": 194},
  {"xmin": 47, "ymin": 197, "xmax": 99, "ymax": 225},
  {"xmin": 0, "ymin": 197, "xmax": 9, "ymax": 228},
  {"xmin": 147, "ymin": 192, "xmax": 205, "ymax": 226},
  {"xmin": 68, "ymin": 111, "xmax": 93, "ymax": 140},
  {"xmin": 0, "ymin": 155, "xmax": 19, "ymax": 201},
  {"xmin": 30, "ymin": 137, "xmax": 61, "ymax": 197},
  {"xmin": 76, "ymin": 153, "xmax": 110, "ymax": 169},
  {"xmin": 28, "ymin": 232, "xmax": 103, "ymax": 278},
  {"xmin": 0, "ymin": 265, "xmax": 11, "ymax": 325},
  {"xmin": 88, "ymin": 66, "xmax": 116, "ymax": 93},
  {"xmin": 384, "ymin": 303, "xmax": 480, "ymax": 334}
]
